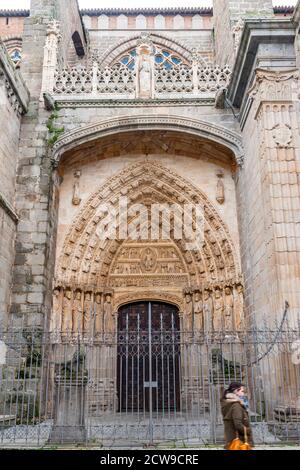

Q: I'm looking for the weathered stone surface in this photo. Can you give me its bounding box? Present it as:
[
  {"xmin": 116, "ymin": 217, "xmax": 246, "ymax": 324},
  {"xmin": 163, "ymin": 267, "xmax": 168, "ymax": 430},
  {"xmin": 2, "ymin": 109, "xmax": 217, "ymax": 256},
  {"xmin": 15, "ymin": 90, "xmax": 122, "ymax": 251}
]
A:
[{"xmin": 0, "ymin": 1, "xmax": 299, "ymax": 431}]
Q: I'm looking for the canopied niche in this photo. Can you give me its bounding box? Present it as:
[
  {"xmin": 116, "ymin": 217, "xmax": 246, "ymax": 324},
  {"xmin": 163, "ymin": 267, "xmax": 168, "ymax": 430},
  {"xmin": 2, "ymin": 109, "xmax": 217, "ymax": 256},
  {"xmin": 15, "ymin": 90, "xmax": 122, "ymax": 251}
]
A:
[{"xmin": 52, "ymin": 160, "xmax": 244, "ymax": 338}]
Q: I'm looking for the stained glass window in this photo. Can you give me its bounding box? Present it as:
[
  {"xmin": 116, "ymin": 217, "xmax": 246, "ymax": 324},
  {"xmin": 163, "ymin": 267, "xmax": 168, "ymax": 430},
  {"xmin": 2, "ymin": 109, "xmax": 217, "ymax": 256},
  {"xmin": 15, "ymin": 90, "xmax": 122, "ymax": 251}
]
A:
[
  {"xmin": 10, "ymin": 50, "xmax": 21, "ymax": 64},
  {"xmin": 118, "ymin": 47, "xmax": 183, "ymax": 70}
]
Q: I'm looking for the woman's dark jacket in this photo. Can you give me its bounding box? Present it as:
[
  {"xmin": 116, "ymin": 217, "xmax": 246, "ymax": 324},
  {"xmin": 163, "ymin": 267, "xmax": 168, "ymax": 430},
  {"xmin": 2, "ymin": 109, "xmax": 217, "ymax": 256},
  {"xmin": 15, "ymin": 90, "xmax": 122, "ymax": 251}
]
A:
[{"xmin": 220, "ymin": 393, "xmax": 254, "ymax": 448}]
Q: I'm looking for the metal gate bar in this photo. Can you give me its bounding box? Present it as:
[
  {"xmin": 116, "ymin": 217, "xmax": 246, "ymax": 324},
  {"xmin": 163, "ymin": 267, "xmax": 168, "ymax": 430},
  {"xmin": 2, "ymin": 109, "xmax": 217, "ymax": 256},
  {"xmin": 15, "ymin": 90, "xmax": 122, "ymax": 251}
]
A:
[{"xmin": 1, "ymin": 310, "xmax": 300, "ymax": 447}]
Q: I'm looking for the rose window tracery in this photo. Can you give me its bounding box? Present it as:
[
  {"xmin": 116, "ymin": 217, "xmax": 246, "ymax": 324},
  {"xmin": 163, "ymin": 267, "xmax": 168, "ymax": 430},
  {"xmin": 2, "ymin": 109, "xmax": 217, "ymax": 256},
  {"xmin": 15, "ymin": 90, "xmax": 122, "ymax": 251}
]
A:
[{"xmin": 117, "ymin": 46, "xmax": 184, "ymax": 70}]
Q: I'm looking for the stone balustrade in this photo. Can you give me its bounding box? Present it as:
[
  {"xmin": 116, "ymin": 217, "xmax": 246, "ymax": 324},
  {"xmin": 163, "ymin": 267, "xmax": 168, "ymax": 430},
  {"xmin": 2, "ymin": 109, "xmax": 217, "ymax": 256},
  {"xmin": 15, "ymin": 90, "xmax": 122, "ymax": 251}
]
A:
[{"xmin": 52, "ymin": 61, "xmax": 231, "ymax": 100}]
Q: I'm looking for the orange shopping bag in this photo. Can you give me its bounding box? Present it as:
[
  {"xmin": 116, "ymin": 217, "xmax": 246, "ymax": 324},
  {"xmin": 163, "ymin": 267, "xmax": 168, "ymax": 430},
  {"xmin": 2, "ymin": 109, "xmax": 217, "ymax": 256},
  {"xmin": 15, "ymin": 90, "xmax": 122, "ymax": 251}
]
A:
[{"xmin": 227, "ymin": 427, "xmax": 252, "ymax": 450}]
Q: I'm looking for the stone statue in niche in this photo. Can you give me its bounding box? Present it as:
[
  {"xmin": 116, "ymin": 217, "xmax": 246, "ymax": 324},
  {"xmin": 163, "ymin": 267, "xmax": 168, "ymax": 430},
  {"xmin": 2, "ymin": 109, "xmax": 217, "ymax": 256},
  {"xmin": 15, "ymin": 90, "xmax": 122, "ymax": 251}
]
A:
[
  {"xmin": 72, "ymin": 290, "xmax": 83, "ymax": 334},
  {"xmin": 62, "ymin": 289, "xmax": 72, "ymax": 334},
  {"xmin": 193, "ymin": 291, "xmax": 203, "ymax": 331},
  {"xmin": 213, "ymin": 287, "xmax": 224, "ymax": 332},
  {"xmin": 234, "ymin": 284, "xmax": 245, "ymax": 331},
  {"xmin": 203, "ymin": 289, "xmax": 213, "ymax": 334},
  {"xmin": 184, "ymin": 292, "xmax": 193, "ymax": 332},
  {"xmin": 83, "ymin": 291, "xmax": 93, "ymax": 335},
  {"xmin": 72, "ymin": 170, "xmax": 82, "ymax": 206},
  {"xmin": 224, "ymin": 286, "xmax": 234, "ymax": 333},
  {"xmin": 103, "ymin": 293, "xmax": 114, "ymax": 334},
  {"xmin": 136, "ymin": 43, "xmax": 154, "ymax": 99},
  {"xmin": 94, "ymin": 292, "xmax": 103, "ymax": 335},
  {"xmin": 52, "ymin": 287, "xmax": 61, "ymax": 332},
  {"xmin": 216, "ymin": 169, "xmax": 225, "ymax": 205}
]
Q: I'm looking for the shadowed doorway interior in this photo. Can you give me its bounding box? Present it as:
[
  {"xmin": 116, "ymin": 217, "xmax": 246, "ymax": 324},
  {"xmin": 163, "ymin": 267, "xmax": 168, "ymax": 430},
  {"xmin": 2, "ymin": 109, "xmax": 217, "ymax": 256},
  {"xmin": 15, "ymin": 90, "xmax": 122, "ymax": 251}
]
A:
[{"xmin": 117, "ymin": 301, "xmax": 181, "ymax": 413}]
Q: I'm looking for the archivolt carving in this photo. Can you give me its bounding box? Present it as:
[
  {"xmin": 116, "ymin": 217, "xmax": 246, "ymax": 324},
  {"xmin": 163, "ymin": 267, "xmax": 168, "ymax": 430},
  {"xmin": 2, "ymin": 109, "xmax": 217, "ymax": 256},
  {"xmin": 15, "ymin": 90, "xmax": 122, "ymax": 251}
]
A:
[
  {"xmin": 97, "ymin": 32, "xmax": 194, "ymax": 67},
  {"xmin": 55, "ymin": 160, "xmax": 241, "ymax": 287},
  {"xmin": 52, "ymin": 161, "xmax": 243, "ymax": 338},
  {"xmin": 51, "ymin": 115, "xmax": 244, "ymax": 167}
]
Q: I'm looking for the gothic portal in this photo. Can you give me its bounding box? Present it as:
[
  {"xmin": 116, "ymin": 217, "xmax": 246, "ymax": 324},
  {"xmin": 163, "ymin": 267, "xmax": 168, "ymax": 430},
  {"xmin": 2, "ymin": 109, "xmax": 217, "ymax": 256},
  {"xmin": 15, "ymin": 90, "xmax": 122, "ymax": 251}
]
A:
[{"xmin": 1, "ymin": 0, "xmax": 300, "ymax": 444}]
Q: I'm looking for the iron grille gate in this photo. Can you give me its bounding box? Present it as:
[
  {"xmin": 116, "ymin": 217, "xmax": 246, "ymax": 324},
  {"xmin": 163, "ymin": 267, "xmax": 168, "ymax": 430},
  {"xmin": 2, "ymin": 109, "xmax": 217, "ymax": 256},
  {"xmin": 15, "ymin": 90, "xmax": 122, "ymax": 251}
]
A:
[
  {"xmin": 0, "ymin": 306, "xmax": 300, "ymax": 447},
  {"xmin": 117, "ymin": 302, "xmax": 180, "ymax": 442}
]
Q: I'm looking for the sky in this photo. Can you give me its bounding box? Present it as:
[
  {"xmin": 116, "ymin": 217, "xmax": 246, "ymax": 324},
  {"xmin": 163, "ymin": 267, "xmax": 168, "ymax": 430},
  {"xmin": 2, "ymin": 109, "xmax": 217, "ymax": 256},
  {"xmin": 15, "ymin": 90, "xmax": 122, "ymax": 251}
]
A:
[{"xmin": 0, "ymin": 0, "xmax": 297, "ymax": 11}]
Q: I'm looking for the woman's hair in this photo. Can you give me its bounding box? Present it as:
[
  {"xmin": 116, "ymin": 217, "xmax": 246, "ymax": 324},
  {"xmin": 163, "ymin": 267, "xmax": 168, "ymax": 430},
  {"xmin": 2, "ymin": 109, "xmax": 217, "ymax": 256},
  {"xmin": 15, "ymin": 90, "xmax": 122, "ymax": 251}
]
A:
[{"xmin": 223, "ymin": 382, "xmax": 244, "ymax": 399}]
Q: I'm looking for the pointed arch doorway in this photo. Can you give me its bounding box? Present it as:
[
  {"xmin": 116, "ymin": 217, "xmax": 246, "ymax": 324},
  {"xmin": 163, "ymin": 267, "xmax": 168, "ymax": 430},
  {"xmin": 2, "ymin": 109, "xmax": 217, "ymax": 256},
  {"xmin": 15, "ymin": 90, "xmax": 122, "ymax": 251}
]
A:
[{"xmin": 117, "ymin": 301, "xmax": 181, "ymax": 413}]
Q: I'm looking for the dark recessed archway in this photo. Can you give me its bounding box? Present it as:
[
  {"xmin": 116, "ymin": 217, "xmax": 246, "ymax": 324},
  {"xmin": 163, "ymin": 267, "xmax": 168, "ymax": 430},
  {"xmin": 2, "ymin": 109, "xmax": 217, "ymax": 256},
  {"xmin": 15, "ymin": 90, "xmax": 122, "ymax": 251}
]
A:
[{"xmin": 117, "ymin": 301, "xmax": 181, "ymax": 412}]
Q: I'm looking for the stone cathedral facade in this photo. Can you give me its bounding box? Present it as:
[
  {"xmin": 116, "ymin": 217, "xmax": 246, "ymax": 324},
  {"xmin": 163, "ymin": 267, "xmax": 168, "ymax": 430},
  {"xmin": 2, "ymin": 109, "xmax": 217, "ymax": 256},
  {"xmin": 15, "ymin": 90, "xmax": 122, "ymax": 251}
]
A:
[{"xmin": 0, "ymin": 1, "xmax": 300, "ymax": 438}]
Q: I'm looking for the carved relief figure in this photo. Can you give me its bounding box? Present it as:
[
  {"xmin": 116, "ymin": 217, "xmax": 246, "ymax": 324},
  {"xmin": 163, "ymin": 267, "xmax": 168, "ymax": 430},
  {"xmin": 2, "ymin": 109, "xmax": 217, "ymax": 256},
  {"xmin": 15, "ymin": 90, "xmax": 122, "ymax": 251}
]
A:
[
  {"xmin": 62, "ymin": 289, "xmax": 72, "ymax": 334},
  {"xmin": 184, "ymin": 292, "xmax": 193, "ymax": 332},
  {"xmin": 94, "ymin": 292, "xmax": 103, "ymax": 335},
  {"xmin": 203, "ymin": 289, "xmax": 213, "ymax": 334},
  {"xmin": 103, "ymin": 293, "xmax": 114, "ymax": 334},
  {"xmin": 224, "ymin": 286, "xmax": 234, "ymax": 333},
  {"xmin": 52, "ymin": 287, "xmax": 61, "ymax": 332},
  {"xmin": 141, "ymin": 247, "xmax": 157, "ymax": 272},
  {"xmin": 136, "ymin": 43, "xmax": 154, "ymax": 99},
  {"xmin": 194, "ymin": 291, "xmax": 203, "ymax": 331},
  {"xmin": 213, "ymin": 287, "xmax": 224, "ymax": 332},
  {"xmin": 72, "ymin": 290, "xmax": 83, "ymax": 334},
  {"xmin": 83, "ymin": 291, "xmax": 93, "ymax": 335},
  {"xmin": 234, "ymin": 284, "xmax": 245, "ymax": 331}
]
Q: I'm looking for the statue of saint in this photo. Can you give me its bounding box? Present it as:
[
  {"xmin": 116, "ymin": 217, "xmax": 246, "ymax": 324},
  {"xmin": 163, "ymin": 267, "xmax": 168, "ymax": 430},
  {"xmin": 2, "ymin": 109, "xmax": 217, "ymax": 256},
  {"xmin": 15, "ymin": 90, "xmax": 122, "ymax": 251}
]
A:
[
  {"xmin": 234, "ymin": 284, "xmax": 245, "ymax": 331},
  {"xmin": 52, "ymin": 288, "xmax": 61, "ymax": 333},
  {"xmin": 203, "ymin": 289, "xmax": 213, "ymax": 334},
  {"xmin": 224, "ymin": 286, "xmax": 234, "ymax": 333},
  {"xmin": 103, "ymin": 294, "xmax": 114, "ymax": 334},
  {"xmin": 83, "ymin": 292, "xmax": 92, "ymax": 335},
  {"xmin": 137, "ymin": 45, "xmax": 153, "ymax": 99},
  {"xmin": 194, "ymin": 291, "xmax": 203, "ymax": 331},
  {"xmin": 62, "ymin": 289, "xmax": 72, "ymax": 334},
  {"xmin": 142, "ymin": 248, "xmax": 156, "ymax": 271},
  {"xmin": 72, "ymin": 290, "xmax": 83, "ymax": 334},
  {"xmin": 94, "ymin": 292, "xmax": 103, "ymax": 335},
  {"xmin": 213, "ymin": 288, "xmax": 224, "ymax": 332},
  {"xmin": 185, "ymin": 293, "xmax": 193, "ymax": 332}
]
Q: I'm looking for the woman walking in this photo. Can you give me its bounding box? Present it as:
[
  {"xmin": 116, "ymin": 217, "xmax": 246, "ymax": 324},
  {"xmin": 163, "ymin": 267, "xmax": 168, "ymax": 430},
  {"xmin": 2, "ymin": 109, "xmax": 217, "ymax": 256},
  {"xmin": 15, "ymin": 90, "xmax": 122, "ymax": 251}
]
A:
[{"xmin": 220, "ymin": 382, "xmax": 254, "ymax": 450}]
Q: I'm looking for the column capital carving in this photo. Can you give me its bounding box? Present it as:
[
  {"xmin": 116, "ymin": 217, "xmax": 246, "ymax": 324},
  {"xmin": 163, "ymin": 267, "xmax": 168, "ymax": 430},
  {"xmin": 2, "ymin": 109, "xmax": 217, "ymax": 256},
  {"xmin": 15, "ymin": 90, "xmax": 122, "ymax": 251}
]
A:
[
  {"xmin": 249, "ymin": 68, "xmax": 299, "ymax": 99},
  {"xmin": 248, "ymin": 68, "xmax": 299, "ymax": 119}
]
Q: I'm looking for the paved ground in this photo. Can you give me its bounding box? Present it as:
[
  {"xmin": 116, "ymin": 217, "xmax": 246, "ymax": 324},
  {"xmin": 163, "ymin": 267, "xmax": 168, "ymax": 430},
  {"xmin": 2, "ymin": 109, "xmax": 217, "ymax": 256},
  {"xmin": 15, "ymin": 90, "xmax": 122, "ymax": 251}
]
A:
[{"xmin": 1, "ymin": 444, "xmax": 299, "ymax": 450}]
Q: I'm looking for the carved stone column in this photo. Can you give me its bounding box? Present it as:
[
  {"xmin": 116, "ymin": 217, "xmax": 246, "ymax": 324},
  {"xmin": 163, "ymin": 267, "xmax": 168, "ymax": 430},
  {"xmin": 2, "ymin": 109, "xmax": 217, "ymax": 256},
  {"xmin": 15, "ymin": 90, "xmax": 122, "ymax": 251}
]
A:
[
  {"xmin": 247, "ymin": 68, "xmax": 300, "ymax": 409},
  {"xmin": 248, "ymin": 68, "xmax": 300, "ymax": 326}
]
